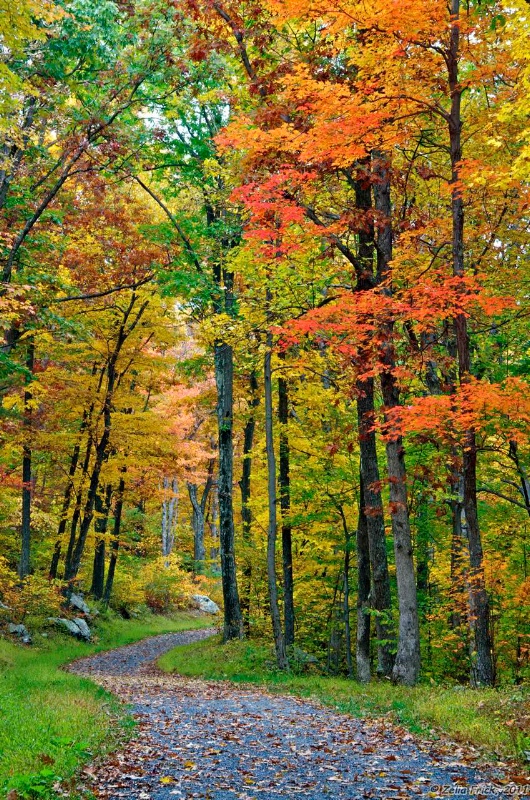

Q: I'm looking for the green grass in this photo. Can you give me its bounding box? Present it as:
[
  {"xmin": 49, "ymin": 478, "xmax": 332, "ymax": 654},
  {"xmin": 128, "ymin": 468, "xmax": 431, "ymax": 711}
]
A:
[
  {"xmin": 159, "ymin": 635, "xmax": 530, "ymax": 765},
  {"xmin": 0, "ymin": 610, "xmax": 213, "ymax": 798}
]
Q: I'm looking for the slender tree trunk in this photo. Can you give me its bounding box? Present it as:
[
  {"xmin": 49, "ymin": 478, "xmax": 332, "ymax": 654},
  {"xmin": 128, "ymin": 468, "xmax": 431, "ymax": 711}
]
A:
[
  {"xmin": 215, "ymin": 339, "xmax": 243, "ymax": 640},
  {"xmin": 90, "ymin": 540, "xmax": 106, "ymax": 599},
  {"xmin": 357, "ymin": 384, "xmax": 395, "ymax": 676},
  {"xmin": 66, "ymin": 421, "xmax": 112, "ymax": 582},
  {"xmin": 278, "ymin": 360, "xmax": 295, "ymax": 648},
  {"xmin": 162, "ymin": 476, "xmax": 178, "ymax": 565},
  {"xmin": 19, "ymin": 339, "xmax": 34, "ymax": 579},
  {"xmin": 354, "ymin": 168, "xmax": 395, "ymax": 677},
  {"xmin": 336, "ymin": 503, "xmax": 353, "ymax": 677},
  {"xmin": 49, "ymin": 404, "xmax": 93, "ymax": 579},
  {"xmin": 210, "ymin": 485, "xmax": 220, "ymax": 561},
  {"xmin": 65, "ymin": 294, "xmax": 147, "ymax": 584},
  {"xmin": 103, "ymin": 474, "xmax": 125, "ymax": 606},
  {"xmin": 90, "ymin": 484, "xmax": 112, "ymax": 599},
  {"xmin": 63, "ymin": 434, "xmax": 92, "ymax": 579},
  {"xmin": 189, "ymin": 464, "xmax": 213, "ymax": 571},
  {"xmin": 240, "ymin": 372, "xmax": 258, "ymax": 630},
  {"xmin": 448, "ymin": 0, "xmax": 494, "ymax": 686},
  {"xmin": 189, "ymin": 483, "xmax": 206, "ymax": 564},
  {"xmin": 49, "ymin": 542, "xmax": 61, "ymax": 582},
  {"xmin": 264, "ymin": 330, "xmax": 288, "ymax": 670},
  {"xmin": 374, "ymin": 150, "xmax": 420, "ymax": 685},
  {"xmin": 356, "ymin": 474, "xmax": 372, "ymax": 682}
]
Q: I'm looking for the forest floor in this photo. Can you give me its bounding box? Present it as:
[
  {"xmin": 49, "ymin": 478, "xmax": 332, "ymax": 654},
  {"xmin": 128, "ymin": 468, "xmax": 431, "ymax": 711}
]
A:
[
  {"xmin": 0, "ymin": 611, "xmax": 213, "ymax": 798},
  {"xmin": 70, "ymin": 632, "xmax": 530, "ymax": 800}
]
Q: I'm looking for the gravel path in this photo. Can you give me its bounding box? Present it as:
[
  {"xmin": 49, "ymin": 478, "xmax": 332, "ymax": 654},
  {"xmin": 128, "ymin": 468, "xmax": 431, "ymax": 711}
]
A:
[{"xmin": 69, "ymin": 631, "xmax": 526, "ymax": 800}]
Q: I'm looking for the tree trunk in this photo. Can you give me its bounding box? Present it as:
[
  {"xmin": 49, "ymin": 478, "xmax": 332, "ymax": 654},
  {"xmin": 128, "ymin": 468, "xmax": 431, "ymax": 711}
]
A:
[
  {"xmin": 63, "ymin": 433, "xmax": 92, "ymax": 580},
  {"xmin": 210, "ymin": 485, "xmax": 220, "ymax": 561},
  {"xmin": 49, "ymin": 366, "xmax": 99, "ymax": 579},
  {"xmin": 448, "ymin": 0, "xmax": 494, "ymax": 686},
  {"xmin": 278, "ymin": 361, "xmax": 295, "ymax": 648},
  {"xmin": 189, "ymin": 463, "xmax": 213, "ymax": 571},
  {"xmin": 356, "ymin": 383, "xmax": 395, "ymax": 677},
  {"xmin": 356, "ymin": 475, "xmax": 372, "ymax": 683},
  {"xmin": 336, "ymin": 503, "xmax": 353, "ymax": 677},
  {"xmin": 264, "ymin": 331, "xmax": 289, "ymax": 670},
  {"xmin": 19, "ymin": 339, "xmax": 34, "ymax": 579},
  {"xmin": 239, "ymin": 372, "xmax": 258, "ymax": 630},
  {"xmin": 189, "ymin": 482, "xmax": 206, "ymax": 564},
  {"xmin": 374, "ymin": 150, "xmax": 421, "ymax": 685},
  {"xmin": 103, "ymin": 474, "xmax": 125, "ymax": 606},
  {"xmin": 354, "ymin": 168, "xmax": 395, "ymax": 677},
  {"xmin": 215, "ymin": 339, "xmax": 243, "ymax": 640},
  {"xmin": 65, "ymin": 294, "xmax": 147, "ymax": 584},
  {"xmin": 90, "ymin": 484, "xmax": 112, "ymax": 599},
  {"xmin": 162, "ymin": 476, "xmax": 178, "ymax": 565}
]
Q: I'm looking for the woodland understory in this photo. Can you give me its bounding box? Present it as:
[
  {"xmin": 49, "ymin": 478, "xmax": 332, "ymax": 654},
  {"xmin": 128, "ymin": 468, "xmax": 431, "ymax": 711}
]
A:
[{"xmin": 1, "ymin": 0, "xmax": 530, "ymax": 691}]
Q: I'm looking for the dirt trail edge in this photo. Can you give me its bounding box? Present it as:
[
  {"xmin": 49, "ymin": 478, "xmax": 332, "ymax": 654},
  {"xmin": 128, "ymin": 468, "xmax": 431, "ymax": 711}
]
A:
[{"xmin": 69, "ymin": 631, "xmax": 526, "ymax": 799}]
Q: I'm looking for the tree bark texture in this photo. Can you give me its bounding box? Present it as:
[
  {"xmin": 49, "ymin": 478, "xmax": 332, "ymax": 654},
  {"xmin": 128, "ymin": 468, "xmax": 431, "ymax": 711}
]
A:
[
  {"xmin": 239, "ymin": 372, "xmax": 258, "ymax": 629},
  {"xmin": 215, "ymin": 339, "xmax": 243, "ymax": 640},
  {"xmin": 19, "ymin": 339, "xmax": 34, "ymax": 580},
  {"xmin": 448, "ymin": 0, "xmax": 494, "ymax": 686},
  {"xmin": 373, "ymin": 150, "xmax": 421, "ymax": 685},
  {"xmin": 264, "ymin": 332, "xmax": 289, "ymax": 670},
  {"xmin": 356, "ymin": 475, "xmax": 372, "ymax": 683},
  {"xmin": 278, "ymin": 364, "xmax": 295, "ymax": 648}
]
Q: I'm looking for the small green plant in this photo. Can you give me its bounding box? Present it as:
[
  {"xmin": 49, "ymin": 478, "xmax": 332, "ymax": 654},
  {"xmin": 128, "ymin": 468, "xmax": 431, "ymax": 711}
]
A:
[{"xmin": 5, "ymin": 767, "xmax": 60, "ymax": 798}]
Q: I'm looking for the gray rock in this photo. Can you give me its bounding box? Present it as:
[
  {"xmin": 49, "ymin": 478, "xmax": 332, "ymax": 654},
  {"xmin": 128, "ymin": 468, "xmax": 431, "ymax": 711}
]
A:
[
  {"xmin": 72, "ymin": 617, "xmax": 91, "ymax": 640},
  {"xmin": 51, "ymin": 617, "xmax": 91, "ymax": 641},
  {"xmin": 8, "ymin": 623, "xmax": 32, "ymax": 644},
  {"xmin": 69, "ymin": 593, "xmax": 91, "ymax": 615},
  {"xmin": 191, "ymin": 594, "xmax": 220, "ymax": 614},
  {"xmin": 0, "ymin": 601, "xmax": 11, "ymax": 611}
]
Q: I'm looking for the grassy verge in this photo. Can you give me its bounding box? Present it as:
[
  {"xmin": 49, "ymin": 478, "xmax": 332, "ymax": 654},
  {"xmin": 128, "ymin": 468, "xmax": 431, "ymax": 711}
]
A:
[
  {"xmin": 158, "ymin": 635, "xmax": 530, "ymax": 765},
  {"xmin": 0, "ymin": 610, "xmax": 213, "ymax": 798}
]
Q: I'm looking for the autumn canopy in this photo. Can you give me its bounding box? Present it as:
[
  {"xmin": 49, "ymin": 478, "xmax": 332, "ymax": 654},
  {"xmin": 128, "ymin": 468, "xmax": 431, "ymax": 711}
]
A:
[{"xmin": 1, "ymin": 0, "xmax": 530, "ymax": 689}]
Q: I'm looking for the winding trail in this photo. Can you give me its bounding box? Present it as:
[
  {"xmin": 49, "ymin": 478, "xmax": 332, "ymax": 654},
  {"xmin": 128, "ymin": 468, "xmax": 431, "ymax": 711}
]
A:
[{"xmin": 69, "ymin": 630, "xmax": 522, "ymax": 799}]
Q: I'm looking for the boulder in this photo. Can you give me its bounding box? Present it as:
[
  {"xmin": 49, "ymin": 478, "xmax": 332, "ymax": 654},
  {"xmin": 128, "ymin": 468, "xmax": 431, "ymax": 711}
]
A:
[
  {"xmin": 0, "ymin": 601, "xmax": 11, "ymax": 612},
  {"xmin": 72, "ymin": 617, "xmax": 91, "ymax": 640},
  {"xmin": 8, "ymin": 623, "xmax": 32, "ymax": 644},
  {"xmin": 191, "ymin": 594, "xmax": 220, "ymax": 615},
  {"xmin": 69, "ymin": 593, "xmax": 91, "ymax": 615},
  {"xmin": 51, "ymin": 617, "xmax": 91, "ymax": 641}
]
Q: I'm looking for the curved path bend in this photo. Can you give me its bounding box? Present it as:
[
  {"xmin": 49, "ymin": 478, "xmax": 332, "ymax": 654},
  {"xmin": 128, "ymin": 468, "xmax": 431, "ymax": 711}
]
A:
[{"xmin": 69, "ymin": 630, "xmax": 523, "ymax": 799}]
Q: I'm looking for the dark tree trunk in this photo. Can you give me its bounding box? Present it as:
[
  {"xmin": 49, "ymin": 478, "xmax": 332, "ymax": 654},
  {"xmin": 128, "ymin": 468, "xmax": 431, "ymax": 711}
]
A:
[
  {"xmin": 90, "ymin": 484, "xmax": 112, "ymax": 599},
  {"xmin": 356, "ymin": 383, "xmax": 395, "ymax": 677},
  {"xmin": 19, "ymin": 339, "xmax": 34, "ymax": 579},
  {"xmin": 354, "ymin": 168, "xmax": 395, "ymax": 677},
  {"xmin": 239, "ymin": 372, "xmax": 258, "ymax": 630},
  {"xmin": 356, "ymin": 475, "xmax": 372, "ymax": 683},
  {"xmin": 447, "ymin": 0, "xmax": 494, "ymax": 686},
  {"xmin": 278, "ymin": 361, "xmax": 295, "ymax": 648},
  {"xmin": 336, "ymin": 503, "xmax": 353, "ymax": 677},
  {"xmin": 65, "ymin": 294, "xmax": 147, "ymax": 584},
  {"xmin": 50, "ymin": 366, "xmax": 99, "ymax": 579},
  {"xmin": 264, "ymin": 330, "xmax": 288, "ymax": 670},
  {"xmin": 50, "ymin": 426, "xmax": 85, "ymax": 577},
  {"xmin": 63, "ymin": 434, "xmax": 92, "ymax": 580},
  {"xmin": 215, "ymin": 339, "xmax": 243, "ymax": 640},
  {"xmin": 373, "ymin": 150, "xmax": 420, "ymax": 685},
  {"xmin": 91, "ymin": 540, "xmax": 106, "ymax": 599},
  {"xmin": 103, "ymin": 474, "xmax": 125, "ymax": 606},
  {"xmin": 49, "ymin": 541, "xmax": 61, "ymax": 581}
]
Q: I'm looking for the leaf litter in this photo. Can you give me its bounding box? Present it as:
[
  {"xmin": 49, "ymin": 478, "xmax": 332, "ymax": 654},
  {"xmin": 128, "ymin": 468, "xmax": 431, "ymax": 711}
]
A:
[{"xmin": 67, "ymin": 631, "xmax": 529, "ymax": 799}]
